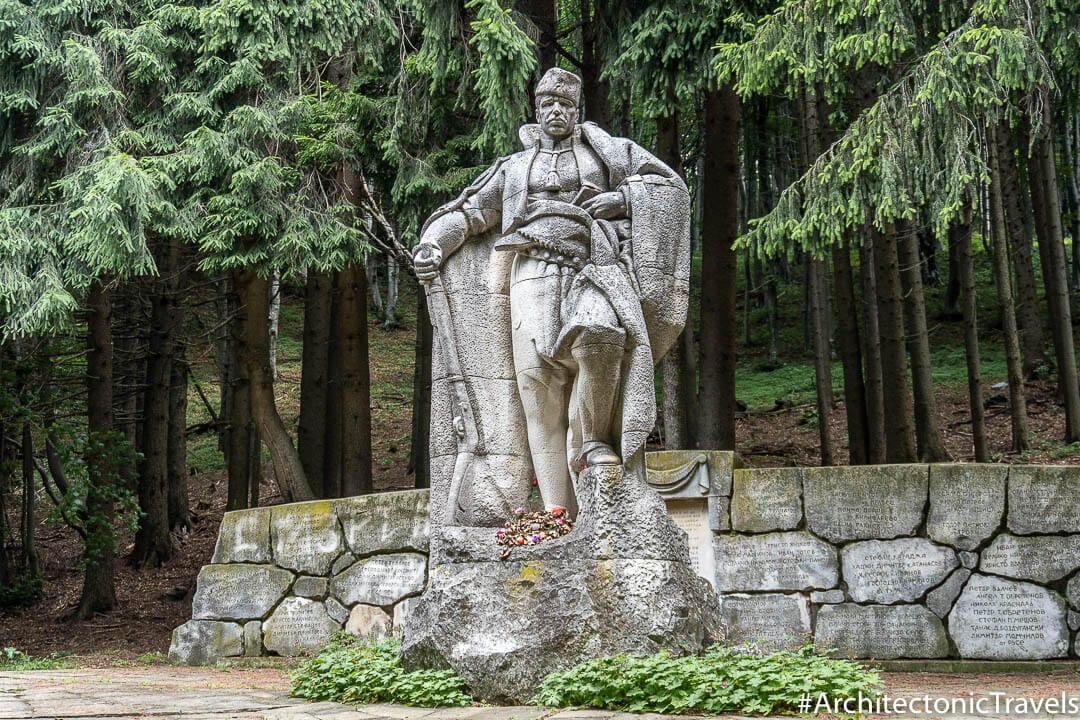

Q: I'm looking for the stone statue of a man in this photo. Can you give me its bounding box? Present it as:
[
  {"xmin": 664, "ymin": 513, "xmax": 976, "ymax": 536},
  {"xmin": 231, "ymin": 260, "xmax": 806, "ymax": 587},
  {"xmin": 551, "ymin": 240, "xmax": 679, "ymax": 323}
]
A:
[{"xmin": 414, "ymin": 67, "xmax": 690, "ymax": 523}]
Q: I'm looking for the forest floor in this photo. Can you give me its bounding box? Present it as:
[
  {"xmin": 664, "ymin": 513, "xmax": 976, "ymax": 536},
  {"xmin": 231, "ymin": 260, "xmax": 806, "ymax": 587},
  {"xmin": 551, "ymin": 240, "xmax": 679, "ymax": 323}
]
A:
[{"xmin": 3, "ymin": 284, "xmax": 1080, "ymax": 663}]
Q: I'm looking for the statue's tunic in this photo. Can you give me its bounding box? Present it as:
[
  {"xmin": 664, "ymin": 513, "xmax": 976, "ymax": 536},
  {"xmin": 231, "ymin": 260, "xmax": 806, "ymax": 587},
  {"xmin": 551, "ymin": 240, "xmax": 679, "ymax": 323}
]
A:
[{"xmin": 424, "ymin": 122, "xmax": 690, "ymax": 526}]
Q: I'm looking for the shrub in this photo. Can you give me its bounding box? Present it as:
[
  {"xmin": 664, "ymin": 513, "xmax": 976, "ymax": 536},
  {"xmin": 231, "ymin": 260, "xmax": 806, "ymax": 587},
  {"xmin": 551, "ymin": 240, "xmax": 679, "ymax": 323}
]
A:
[
  {"xmin": 288, "ymin": 635, "xmax": 472, "ymax": 707},
  {"xmin": 0, "ymin": 648, "xmax": 75, "ymax": 670},
  {"xmin": 532, "ymin": 644, "xmax": 883, "ymax": 715}
]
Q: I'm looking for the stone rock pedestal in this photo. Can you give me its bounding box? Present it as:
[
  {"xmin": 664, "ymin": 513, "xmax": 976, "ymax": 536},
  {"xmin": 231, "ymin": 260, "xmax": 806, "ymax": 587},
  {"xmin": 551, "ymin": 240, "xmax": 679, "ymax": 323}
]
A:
[{"xmin": 400, "ymin": 464, "xmax": 721, "ymax": 703}]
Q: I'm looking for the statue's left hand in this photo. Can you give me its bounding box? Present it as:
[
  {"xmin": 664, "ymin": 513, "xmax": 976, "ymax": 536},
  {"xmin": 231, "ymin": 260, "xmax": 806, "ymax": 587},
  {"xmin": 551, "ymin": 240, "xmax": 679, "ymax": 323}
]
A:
[{"xmin": 581, "ymin": 191, "xmax": 626, "ymax": 220}]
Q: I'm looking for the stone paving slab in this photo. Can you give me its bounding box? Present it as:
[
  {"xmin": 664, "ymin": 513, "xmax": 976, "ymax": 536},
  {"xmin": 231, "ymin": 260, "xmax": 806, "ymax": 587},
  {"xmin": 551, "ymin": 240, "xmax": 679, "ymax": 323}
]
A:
[{"xmin": 2, "ymin": 667, "xmax": 1079, "ymax": 720}]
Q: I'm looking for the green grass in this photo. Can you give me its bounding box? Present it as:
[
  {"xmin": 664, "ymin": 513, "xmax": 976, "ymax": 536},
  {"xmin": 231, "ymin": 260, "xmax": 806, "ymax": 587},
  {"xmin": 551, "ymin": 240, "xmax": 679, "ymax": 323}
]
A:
[{"xmin": 0, "ymin": 648, "xmax": 75, "ymax": 670}]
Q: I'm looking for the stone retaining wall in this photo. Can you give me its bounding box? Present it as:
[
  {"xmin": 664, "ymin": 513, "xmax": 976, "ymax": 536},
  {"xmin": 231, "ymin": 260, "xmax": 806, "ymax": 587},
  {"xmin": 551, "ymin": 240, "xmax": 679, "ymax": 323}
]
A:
[
  {"xmin": 169, "ymin": 492, "xmax": 429, "ymax": 663},
  {"xmin": 709, "ymin": 463, "xmax": 1080, "ymax": 660},
  {"xmin": 171, "ymin": 460, "xmax": 1080, "ymax": 662}
]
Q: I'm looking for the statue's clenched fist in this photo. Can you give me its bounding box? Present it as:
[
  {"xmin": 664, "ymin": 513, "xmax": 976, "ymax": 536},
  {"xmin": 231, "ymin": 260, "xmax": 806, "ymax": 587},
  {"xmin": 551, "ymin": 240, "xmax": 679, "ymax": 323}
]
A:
[{"xmin": 413, "ymin": 242, "xmax": 443, "ymax": 284}]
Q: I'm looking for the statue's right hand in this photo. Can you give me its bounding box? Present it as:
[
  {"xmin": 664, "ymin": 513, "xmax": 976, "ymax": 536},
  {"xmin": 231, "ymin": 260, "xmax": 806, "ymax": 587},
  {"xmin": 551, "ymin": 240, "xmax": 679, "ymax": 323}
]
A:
[{"xmin": 413, "ymin": 242, "xmax": 443, "ymax": 284}]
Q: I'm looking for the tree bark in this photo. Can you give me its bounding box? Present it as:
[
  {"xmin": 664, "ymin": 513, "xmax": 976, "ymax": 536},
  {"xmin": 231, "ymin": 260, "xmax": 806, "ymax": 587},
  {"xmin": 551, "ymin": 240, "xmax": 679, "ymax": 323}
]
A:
[
  {"xmin": 996, "ymin": 124, "xmax": 1047, "ymax": 377},
  {"xmin": 77, "ymin": 280, "xmax": 118, "ymax": 619},
  {"xmin": 697, "ymin": 83, "xmax": 739, "ymax": 450},
  {"xmin": 953, "ymin": 212, "xmax": 990, "ymax": 461},
  {"xmin": 336, "ymin": 263, "xmax": 373, "ymax": 497},
  {"xmin": 655, "ymin": 102, "xmax": 691, "ymax": 449},
  {"xmin": 858, "ymin": 238, "xmax": 887, "ymax": 463},
  {"xmin": 872, "ymin": 224, "xmax": 917, "ymax": 462},
  {"xmin": 225, "ymin": 280, "xmax": 259, "ymax": 511},
  {"xmin": 808, "ymin": 258, "xmax": 834, "ymax": 464},
  {"xmin": 988, "ymin": 124, "xmax": 1030, "ymax": 452},
  {"xmin": 235, "ymin": 268, "xmax": 314, "ymax": 503},
  {"xmin": 21, "ymin": 422, "xmax": 39, "ymax": 577},
  {"xmin": 832, "ymin": 241, "xmax": 869, "ymax": 464},
  {"xmin": 132, "ymin": 239, "xmax": 178, "ymax": 567},
  {"xmin": 323, "ymin": 274, "xmax": 344, "ymax": 498},
  {"xmin": 579, "ymin": 0, "xmax": 610, "ymax": 128},
  {"xmin": 299, "ymin": 269, "xmax": 333, "ymax": 498},
  {"xmin": 408, "ymin": 289, "xmax": 432, "ymax": 488},
  {"xmin": 1029, "ymin": 113, "xmax": 1080, "ymax": 442},
  {"xmin": 897, "ymin": 220, "xmax": 950, "ymax": 461},
  {"xmin": 167, "ymin": 355, "xmax": 191, "ymax": 531}
]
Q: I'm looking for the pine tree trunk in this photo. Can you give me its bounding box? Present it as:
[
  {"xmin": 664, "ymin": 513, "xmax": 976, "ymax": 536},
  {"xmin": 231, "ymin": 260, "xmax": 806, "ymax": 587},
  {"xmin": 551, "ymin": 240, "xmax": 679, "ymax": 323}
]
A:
[
  {"xmin": 77, "ymin": 280, "xmax": 118, "ymax": 619},
  {"xmin": 131, "ymin": 268, "xmax": 175, "ymax": 567},
  {"xmin": 954, "ymin": 213, "xmax": 990, "ymax": 461},
  {"xmin": 323, "ymin": 273, "xmax": 344, "ymax": 498},
  {"xmin": 997, "ymin": 124, "xmax": 1047, "ymax": 377},
  {"xmin": 697, "ymin": 83, "xmax": 739, "ymax": 450},
  {"xmin": 225, "ymin": 281, "xmax": 259, "ymax": 511},
  {"xmin": 236, "ymin": 268, "xmax": 314, "ymax": 503},
  {"xmin": 897, "ymin": 220, "xmax": 950, "ymax": 461},
  {"xmin": 519, "ymin": 0, "xmax": 557, "ymax": 69},
  {"xmin": 859, "ymin": 239, "xmax": 887, "ymax": 463},
  {"xmin": 872, "ymin": 224, "xmax": 918, "ymax": 462},
  {"xmin": 1029, "ymin": 114, "xmax": 1080, "ymax": 442},
  {"xmin": 808, "ymin": 258, "xmax": 834, "ymax": 464},
  {"xmin": 832, "ymin": 241, "xmax": 869, "ymax": 464},
  {"xmin": 1065, "ymin": 118, "xmax": 1080, "ymax": 291},
  {"xmin": 337, "ymin": 263, "xmax": 373, "ymax": 497},
  {"xmin": 21, "ymin": 422, "xmax": 39, "ymax": 577},
  {"xmin": 988, "ymin": 125, "xmax": 1030, "ymax": 452},
  {"xmin": 167, "ymin": 355, "xmax": 191, "ymax": 531},
  {"xmin": 383, "ymin": 257, "xmax": 400, "ymax": 330},
  {"xmin": 299, "ymin": 270, "xmax": 333, "ymax": 498},
  {"xmin": 268, "ymin": 269, "xmax": 281, "ymax": 381},
  {"xmin": 367, "ymin": 255, "xmax": 384, "ymax": 319},
  {"xmin": 655, "ymin": 104, "xmax": 690, "ymax": 449},
  {"xmin": 408, "ymin": 290, "xmax": 432, "ymax": 488},
  {"xmin": 579, "ymin": 0, "xmax": 610, "ymax": 128},
  {"xmin": 943, "ymin": 236, "xmax": 961, "ymax": 319}
]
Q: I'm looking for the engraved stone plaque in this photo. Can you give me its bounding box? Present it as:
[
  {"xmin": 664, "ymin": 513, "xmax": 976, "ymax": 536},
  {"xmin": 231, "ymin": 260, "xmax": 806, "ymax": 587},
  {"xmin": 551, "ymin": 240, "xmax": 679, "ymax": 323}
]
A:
[
  {"xmin": 719, "ymin": 593, "xmax": 810, "ymax": 653},
  {"xmin": 803, "ymin": 465, "xmax": 927, "ymax": 543},
  {"xmin": 271, "ymin": 501, "xmax": 344, "ymax": 576},
  {"xmin": 979, "ymin": 533, "xmax": 1080, "ymax": 584},
  {"xmin": 927, "ymin": 464, "xmax": 1006, "ymax": 550},
  {"xmin": 1008, "ymin": 465, "xmax": 1080, "ymax": 535},
  {"xmin": 949, "ymin": 574, "xmax": 1069, "ymax": 659},
  {"xmin": 665, "ymin": 499, "xmax": 716, "ymax": 588},
  {"xmin": 730, "ymin": 468, "xmax": 803, "ymax": 533},
  {"xmin": 212, "ymin": 507, "xmax": 272, "ymax": 564},
  {"xmin": 815, "ymin": 604, "xmax": 948, "ymax": 659},
  {"xmin": 842, "ymin": 538, "xmax": 958, "ymax": 604},
  {"xmin": 263, "ymin": 597, "xmax": 340, "ymax": 656},
  {"xmin": 335, "ymin": 490, "xmax": 430, "ymax": 556},
  {"xmin": 331, "ymin": 553, "xmax": 427, "ymax": 607},
  {"xmin": 191, "ymin": 564, "xmax": 294, "ymax": 621},
  {"xmin": 713, "ymin": 531, "xmax": 837, "ymax": 592}
]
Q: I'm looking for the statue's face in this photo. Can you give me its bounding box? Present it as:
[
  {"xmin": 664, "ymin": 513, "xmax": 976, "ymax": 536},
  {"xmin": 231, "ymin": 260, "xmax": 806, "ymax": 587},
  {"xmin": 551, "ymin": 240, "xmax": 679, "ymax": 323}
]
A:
[{"xmin": 536, "ymin": 94, "xmax": 578, "ymax": 140}]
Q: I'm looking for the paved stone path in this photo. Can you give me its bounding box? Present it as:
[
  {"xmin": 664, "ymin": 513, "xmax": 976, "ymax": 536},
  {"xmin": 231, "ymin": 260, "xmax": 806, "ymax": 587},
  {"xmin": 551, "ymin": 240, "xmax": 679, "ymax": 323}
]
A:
[
  {"xmin": 0, "ymin": 669, "xmax": 716, "ymax": 720},
  {"xmin": 2, "ymin": 668, "xmax": 1078, "ymax": 719}
]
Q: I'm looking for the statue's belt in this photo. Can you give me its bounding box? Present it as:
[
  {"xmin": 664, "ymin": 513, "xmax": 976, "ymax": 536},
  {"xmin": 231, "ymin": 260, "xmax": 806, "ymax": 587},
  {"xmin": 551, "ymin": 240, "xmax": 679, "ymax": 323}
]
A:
[{"xmin": 495, "ymin": 199, "xmax": 592, "ymax": 269}]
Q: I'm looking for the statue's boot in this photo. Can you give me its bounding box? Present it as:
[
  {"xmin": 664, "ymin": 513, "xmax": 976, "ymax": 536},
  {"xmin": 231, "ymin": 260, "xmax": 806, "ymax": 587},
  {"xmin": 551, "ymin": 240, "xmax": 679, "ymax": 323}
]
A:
[{"xmin": 571, "ymin": 328, "xmax": 625, "ymax": 468}]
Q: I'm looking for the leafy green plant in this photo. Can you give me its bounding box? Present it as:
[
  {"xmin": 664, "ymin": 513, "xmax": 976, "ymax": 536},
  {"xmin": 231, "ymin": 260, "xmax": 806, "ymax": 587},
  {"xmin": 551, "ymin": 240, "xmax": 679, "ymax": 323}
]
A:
[
  {"xmin": 532, "ymin": 645, "xmax": 883, "ymax": 716},
  {"xmin": 0, "ymin": 648, "xmax": 75, "ymax": 671},
  {"xmin": 289, "ymin": 635, "xmax": 472, "ymax": 707}
]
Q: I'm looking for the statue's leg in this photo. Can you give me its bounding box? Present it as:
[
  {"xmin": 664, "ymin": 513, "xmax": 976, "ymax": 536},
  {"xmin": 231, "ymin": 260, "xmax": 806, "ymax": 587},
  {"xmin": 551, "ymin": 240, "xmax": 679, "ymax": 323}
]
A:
[
  {"xmin": 510, "ymin": 256, "xmax": 577, "ymax": 512},
  {"xmin": 567, "ymin": 288, "xmax": 625, "ymax": 467}
]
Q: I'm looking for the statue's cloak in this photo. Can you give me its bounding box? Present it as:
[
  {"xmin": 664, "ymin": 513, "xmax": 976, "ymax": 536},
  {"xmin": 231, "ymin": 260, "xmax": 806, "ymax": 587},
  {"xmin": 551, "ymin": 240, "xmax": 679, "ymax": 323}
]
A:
[{"xmin": 425, "ymin": 122, "xmax": 691, "ymax": 528}]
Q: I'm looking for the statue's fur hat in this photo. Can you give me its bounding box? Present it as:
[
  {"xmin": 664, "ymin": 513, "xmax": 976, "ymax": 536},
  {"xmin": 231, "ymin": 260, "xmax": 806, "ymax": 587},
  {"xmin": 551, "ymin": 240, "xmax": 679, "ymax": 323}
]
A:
[{"xmin": 535, "ymin": 67, "xmax": 581, "ymax": 104}]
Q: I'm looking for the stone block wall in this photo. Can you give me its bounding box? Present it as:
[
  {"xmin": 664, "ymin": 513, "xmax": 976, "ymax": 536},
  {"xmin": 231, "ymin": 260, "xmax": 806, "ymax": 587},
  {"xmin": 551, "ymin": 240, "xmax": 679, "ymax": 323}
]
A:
[
  {"xmin": 708, "ymin": 463, "xmax": 1080, "ymax": 660},
  {"xmin": 172, "ymin": 461, "xmax": 1080, "ymax": 663},
  {"xmin": 169, "ymin": 491, "xmax": 429, "ymax": 663}
]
